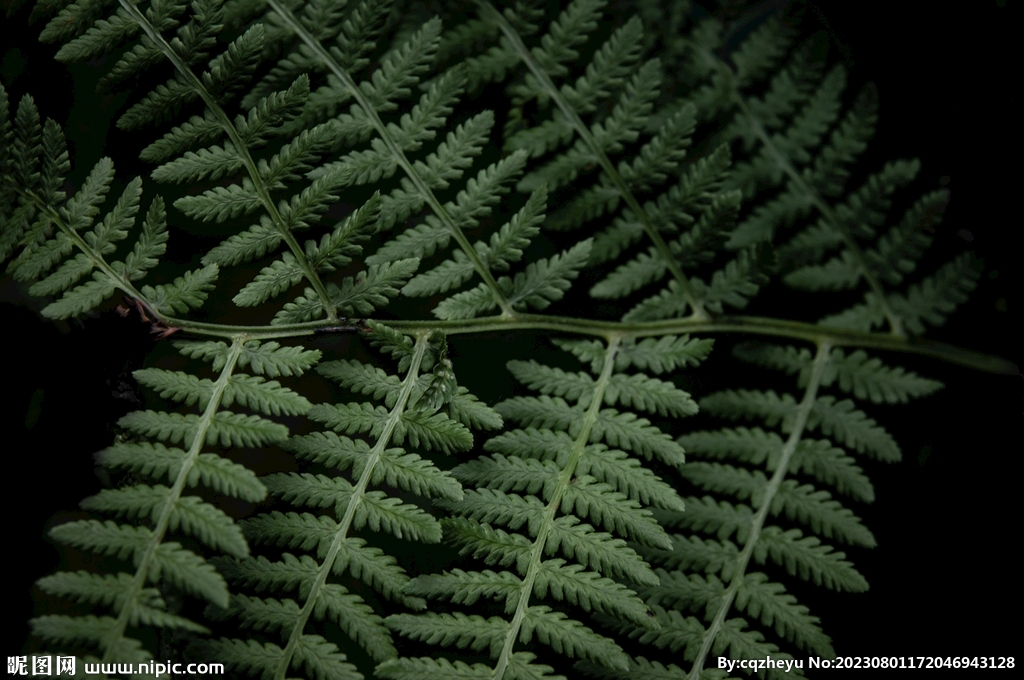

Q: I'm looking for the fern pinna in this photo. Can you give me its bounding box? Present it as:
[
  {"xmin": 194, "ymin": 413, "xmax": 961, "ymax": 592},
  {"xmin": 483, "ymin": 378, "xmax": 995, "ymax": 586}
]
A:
[
  {"xmin": 598, "ymin": 342, "xmax": 943, "ymax": 679},
  {"xmin": 1, "ymin": 0, "xmax": 1016, "ymax": 678},
  {"xmin": 205, "ymin": 325, "xmax": 497, "ymax": 678},
  {"xmin": 377, "ymin": 336, "xmax": 706, "ymax": 678}
]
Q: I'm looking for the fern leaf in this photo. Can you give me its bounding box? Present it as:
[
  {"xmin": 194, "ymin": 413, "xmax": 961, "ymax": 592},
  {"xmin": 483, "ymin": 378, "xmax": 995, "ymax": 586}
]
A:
[
  {"xmin": 305, "ymin": 192, "xmax": 380, "ymax": 273},
  {"xmin": 441, "ymin": 488, "xmax": 546, "ymax": 534},
  {"xmin": 790, "ymin": 439, "xmax": 875, "ymax": 503},
  {"xmin": 810, "ymin": 396, "xmax": 900, "ymax": 462},
  {"xmin": 31, "ymin": 614, "xmax": 119, "ymax": 646},
  {"xmin": 97, "ymin": 442, "xmax": 265, "ymax": 502},
  {"xmin": 381, "ymin": 450, "xmax": 466, "ymax": 501},
  {"xmin": 316, "ymin": 584, "xmax": 397, "ymax": 662},
  {"xmin": 454, "ymin": 454, "xmax": 559, "ymax": 499},
  {"xmin": 122, "ymin": 195, "xmax": 169, "ymax": 281},
  {"xmin": 330, "ymin": 257, "xmax": 419, "ymax": 315},
  {"xmin": 319, "ymin": 359, "xmax": 403, "ymax": 406},
  {"xmin": 591, "ymin": 409, "xmax": 687, "ymax": 466},
  {"xmin": 139, "ymin": 264, "xmax": 218, "ymax": 315},
  {"xmin": 146, "ymin": 541, "xmax": 229, "ymax": 606},
  {"xmin": 666, "ymin": 496, "xmax": 753, "ymax": 544},
  {"xmin": 118, "ymin": 409, "xmax": 288, "ymax": 447},
  {"xmin": 519, "ymin": 59, "xmax": 661, "ymax": 193},
  {"xmin": 734, "ymin": 343, "xmax": 942, "ymax": 404},
  {"xmin": 80, "ymin": 485, "xmax": 248, "ymax": 557},
  {"xmin": 562, "ymin": 477, "xmax": 672, "ymax": 549},
  {"xmin": 283, "ymin": 431, "xmax": 365, "ymax": 474},
  {"xmin": 236, "ymin": 74, "xmax": 312, "ymax": 147},
  {"xmin": 772, "ymin": 481, "xmax": 875, "ymax": 547},
  {"xmin": 117, "ymin": 73, "xmax": 199, "ymax": 132},
  {"xmin": 407, "ymin": 568, "xmax": 522, "ymax": 608},
  {"xmin": 605, "ymin": 373, "xmax": 698, "ymax": 418},
  {"xmin": 174, "ymin": 181, "xmax": 262, "ymax": 222},
  {"xmin": 151, "ymin": 143, "xmax": 246, "ymax": 184},
  {"xmin": 444, "ymin": 517, "xmax": 533, "ymax": 573},
  {"xmin": 291, "ymin": 634, "xmax": 362, "ymax": 680},
  {"xmin": 577, "ymin": 447, "xmax": 687, "ymax": 512},
  {"xmin": 565, "ymin": 335, "xmax": 714, "ymax": 375},
  {"xmin": 522, "ymin": 605, "xmax": 629, "ymax": 669},
  {"xmin": 205, "ymin": 638, "xmax": 286, "ymax": 680},
  {"xmin": 534, "ymin": 558, "xmax": 652, "ymax": 627},
  {"xmin": 40, "ymin": 273, "xmax": 118, "ymax": 319},
  {"xmin": 741, "ymin": 573, "xmax": 835, "ymax": 659},
  {"xmin": 202, "ymin": 220, "xmax": 283, "ymax": 267},
  {"xmin": 507, "ymin": 360, "xmax": 594, "ymax": 402},
  {"xmin": 386, "ymin": 611, "xmax": 509, "ymax": 656},
  {"xmin": 448, "ymin": 387, "xmax": 505, "ymax": 431},
  {"xmin": 233, "ymin": 253, "xmax": 305, "ymax": 307},
  {"xmin": 133, "ymin": 368, "xmax": 212, "ymax": 407},
  {"xmin": 265, "ymin": 472, "xmax": 442, "ymax": 542},
  {"xmin": 641, "ymin": 535, "xmax": 740, "ymax": 579},
  {"xmin": 888, "ymin": 252, "xmax": 982, "ymax": 334},
  {"xmin": 222, "ymin": 374, "xmax": 312, "ymax": 416},
  {"xmin": 699, "ymin": 389, "xmax": 900, "ymax": 463},
  {"xmin": 508, "ymin": 239, "xmax": 592, "ymax": 310},
  {"xmin": 433, "ymin": 283, "xmax": 501, "ymax": 320},
  {"xmin": 754, "ymin": 527, "xmax": 868, "ymax": 592}
]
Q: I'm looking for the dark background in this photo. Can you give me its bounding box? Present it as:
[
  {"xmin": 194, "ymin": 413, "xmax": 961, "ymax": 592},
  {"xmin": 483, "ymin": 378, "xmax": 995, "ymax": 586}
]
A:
[{"xmin": 1, "ymin": 0, "xmax": 1019, "ymax": 673}]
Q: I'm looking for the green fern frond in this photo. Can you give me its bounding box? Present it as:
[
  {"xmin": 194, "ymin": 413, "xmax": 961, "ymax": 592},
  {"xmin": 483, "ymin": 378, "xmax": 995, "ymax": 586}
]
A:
[
  {"xmin": 823, "ymin": 252, "xmax": 982, "ymax": 334},
  {"xmin": 25, "ymin": 333, "xmax": 327, "ymax": 663},
  {"xmin": 5, "ymin": 2, "xmax": 1011, "ymax": 678},
  {"xmin": 99, "ymin": 442, "xmax": 266, "ymax": 502},
  {"xmin": 734, "ymin": 342, "xmax": 943, "ymax": 403},
  {"xmin": 385, "ymin": 336, "xmax": 703, "ymax": 677},
  {"xmin": 0, "ymin": 120, "xmax": 220, "ymax": 324},
  {"xmin": 433, "ymin": 238, "xmax": 592, "ymax": 320},
  {"xmin": 211, "ymin": 326, "xmax": 495, "ymax": 678},
  {"xmin": 628, "ymin": 326, "xmax": 941, "ymax": 675}
]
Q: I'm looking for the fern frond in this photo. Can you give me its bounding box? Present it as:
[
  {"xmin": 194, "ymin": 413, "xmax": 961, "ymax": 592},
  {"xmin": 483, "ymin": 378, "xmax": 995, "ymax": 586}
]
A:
[
  {"xmin": 7, "ymin": 2, "xmax": 1008, "ymax": 678},
  {"xmin": 22, "ymin": 329, "xmax": 329, "ymax": 663},
  {"xmin": 234, "ymin": 2, "xmax": 533, "ymax": 317},
  {"xmin": 507, "ymin": 238, "xmax": 592, "ymax": 310},
  {"xmin": 386, "ymin": 336, "xmax": 700, "ymax": 676},
  {"xmin": 98, "ymin": 442, "xmax": 265, "ymax": 502},
  {"xmin": 823, "ymin": 252, "xmax": 982, "ymax": 334},
  {"xmin": 698, "ymin": 389, "xmax": 900, "ymax": 462},
  {"xmin": 81, "ymin": 484, "xmax": 249, "ymax": 556},
  {"xmin": 4, "ymin": 147, "xmax": 210, "ymax": 322},
  {"xmin": 734, "ymin": 342, "xmax": 943, "ymax": 404},
  {"xmin": 213, "ymin": 326, "xmax": 492, "ymax": 678}
]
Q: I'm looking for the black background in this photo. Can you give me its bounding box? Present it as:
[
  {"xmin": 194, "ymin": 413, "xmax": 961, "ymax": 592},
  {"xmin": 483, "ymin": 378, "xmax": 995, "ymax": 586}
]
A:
[{"xmin": 1, "ymin": 0, "xmax": 1020, "ymax": 674}]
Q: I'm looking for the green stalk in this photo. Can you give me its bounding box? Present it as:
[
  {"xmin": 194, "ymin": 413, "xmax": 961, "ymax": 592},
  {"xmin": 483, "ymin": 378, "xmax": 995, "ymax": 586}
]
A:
[
  {"xmin": 15, "ymin": 185, "xmax": 1014, "ymax": 375},
  {"xmin": 155, "ymin": 314, "xmax": 1015, "ymax": 375}
]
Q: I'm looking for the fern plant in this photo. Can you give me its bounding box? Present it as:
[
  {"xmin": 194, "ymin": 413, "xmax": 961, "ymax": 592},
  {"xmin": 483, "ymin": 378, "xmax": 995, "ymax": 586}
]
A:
[{"xmin": 2, "ymin": 0, "xmax": 1016, "ymax": 678}]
